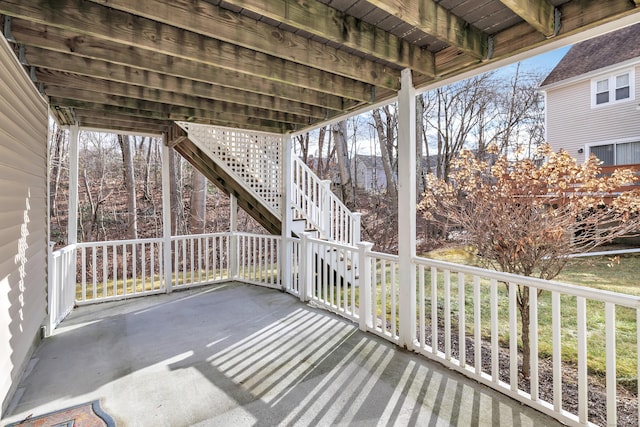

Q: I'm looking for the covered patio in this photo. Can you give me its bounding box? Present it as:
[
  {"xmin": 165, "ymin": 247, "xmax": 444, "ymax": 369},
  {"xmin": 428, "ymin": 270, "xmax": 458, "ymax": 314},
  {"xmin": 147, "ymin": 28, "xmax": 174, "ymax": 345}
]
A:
[{"xmin": 3, "ymin": 283, "xmax": 561, "ymax": 426}]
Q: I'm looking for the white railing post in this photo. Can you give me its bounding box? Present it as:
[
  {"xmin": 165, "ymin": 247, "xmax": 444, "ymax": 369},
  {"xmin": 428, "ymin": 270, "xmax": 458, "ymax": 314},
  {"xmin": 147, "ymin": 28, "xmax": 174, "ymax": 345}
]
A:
[
  {"xmin": 229, "ymin": 194, "xmax": 238, "ymax": 279},
  {"xmin": 351, "ymin": 212, "xmax": 362, "ymax": 245},
  {"xmin": 321, "ymin": 179, "xmax": 332, "ymax": 240},
  {"xmin": 357, "ymin": 241, "xmax": 374, "ymax": 331},
  {"xmin": 161, "ymin": 138, "xmax": 173, "ymax": 293},
  {"xmin": 299, "ymin": 232, "xmax": 313, "ymax": 302},
  {"xmin": 280, "ymin": 134, "xmax": 293, "ymax": 290},
  {"xmin": 397, "ymin": 68, "xmax": 417, "ymax": 349},
  {"xmin": 47, "ymin": 241, "xmax": 55, "ymax": 336}
]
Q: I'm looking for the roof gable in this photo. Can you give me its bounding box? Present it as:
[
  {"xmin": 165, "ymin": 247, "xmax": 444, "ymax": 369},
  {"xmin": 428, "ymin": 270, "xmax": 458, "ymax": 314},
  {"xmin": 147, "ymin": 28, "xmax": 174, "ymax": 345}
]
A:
[{"xmin": 541, "ymin": 23, "xmax": 640, "ymax": 87}]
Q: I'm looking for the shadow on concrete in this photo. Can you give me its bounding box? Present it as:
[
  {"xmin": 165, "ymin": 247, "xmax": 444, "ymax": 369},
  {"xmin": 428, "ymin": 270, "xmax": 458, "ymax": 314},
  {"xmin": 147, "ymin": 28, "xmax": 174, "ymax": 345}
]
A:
[{"xmin": 1, "ymin": 282, "xmax": 561, "ymax": 426}]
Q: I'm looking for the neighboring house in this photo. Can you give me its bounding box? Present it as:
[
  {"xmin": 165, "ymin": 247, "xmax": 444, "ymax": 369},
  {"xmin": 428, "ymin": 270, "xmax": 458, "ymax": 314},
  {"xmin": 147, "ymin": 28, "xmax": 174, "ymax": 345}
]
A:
[
  {"xmin": 305, "ymin": 154, "xmax": 392, "ymax": 192},
  {"xmin": 540, "ymin": 23, "xmax": 640, "ymax": 167},
  {"xmin": 351, "ymin": 155, "xmax": 392, "ymax": 191},
  {"xmin": 307, "ymin": 154, "xmax": 435, "ymax": 193}
]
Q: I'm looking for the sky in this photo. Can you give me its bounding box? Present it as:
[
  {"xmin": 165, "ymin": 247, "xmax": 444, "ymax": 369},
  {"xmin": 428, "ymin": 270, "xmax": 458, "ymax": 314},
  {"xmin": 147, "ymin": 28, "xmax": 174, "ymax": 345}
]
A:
[{"xmin": 499, "ymin": 45, "xmax": 571, "ymax": 76}]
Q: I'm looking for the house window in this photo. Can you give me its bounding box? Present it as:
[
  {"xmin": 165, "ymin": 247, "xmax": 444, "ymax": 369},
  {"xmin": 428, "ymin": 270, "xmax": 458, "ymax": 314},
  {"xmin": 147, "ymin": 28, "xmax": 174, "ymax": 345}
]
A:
[
  {"xmin": 616, "ymin": 74, "xmax": 630, "ymax": 100},
  {"xmin": 591, "ymin": 70, "xmax": 634, "ymax": 107},
  {"xmin": 590, "ymin": 141, "xmax": 640, "ymax": 165},
  {"xmin": 595, "ymin": 79, "xmax": 609, "ymax": 104}
]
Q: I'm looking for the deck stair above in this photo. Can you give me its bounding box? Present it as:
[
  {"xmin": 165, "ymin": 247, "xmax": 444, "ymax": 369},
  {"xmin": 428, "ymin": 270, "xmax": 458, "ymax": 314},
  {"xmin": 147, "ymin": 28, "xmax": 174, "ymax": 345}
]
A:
[{"xmin": 169, "ymin": 122, "xmax": 360, "ymax": 247}]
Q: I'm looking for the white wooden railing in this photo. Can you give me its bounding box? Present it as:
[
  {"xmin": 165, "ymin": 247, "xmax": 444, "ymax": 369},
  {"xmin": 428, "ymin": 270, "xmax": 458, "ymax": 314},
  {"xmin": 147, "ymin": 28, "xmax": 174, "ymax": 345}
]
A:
[
  {"xmin": 48, "ymin": 243, "xmax": 77, "ymax": 332},
  {"xmin": 235, "ymin": 232, "xmax": 280, "ymax": 288},
  {"xmin": 292, "ymin": 156, "xmax": 361, "ymax": 245},
  {"xmin": 50, "ymin": 233, "xmax": 275, "ymax": 306},
  {"xmin": 290, "ymin": 236, "xmax": 640, "ymax": 427},
  {"xmin": 171, "ymin": 233, "xmax": 230, "ymax": 290},
  {"xmin": 49, "ymin": 230, "xmax": 639, "ymax": 426},
  {"xmin": 74, "ymin": 237, "xmax": 166, "ymax": 303}
]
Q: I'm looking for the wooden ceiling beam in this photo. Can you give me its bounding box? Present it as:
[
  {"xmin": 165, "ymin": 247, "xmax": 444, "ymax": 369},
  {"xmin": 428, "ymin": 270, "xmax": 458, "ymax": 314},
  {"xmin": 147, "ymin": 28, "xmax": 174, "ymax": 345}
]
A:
[
  {"xmin": 25, "ymin": 47, "xmax": 351, "ymax": 113},
  {"xmin": 491, "ymin": 0, "xmax": 640, "ymax": 59},
  {"xmin": 0, "ymin": 0, "xmax": 399, "ymax": 90},
  {"xmin": 220, "ymin": 0, "xmax": 434, "ymax": 77},
  {"xmin": 497, "ymin": 0, "xmax": 556, "ymax": 37},
  {"xmin": 73, "ymin": 109, "xmax": 171, "ymax": 128},
  {"xmin": 363, "ymin": 0, "xmax": 487, "ymax": 59},
  {"xmin": 75, "ymin": 117, "xmax": 169, "ymax": 135},
  {"xmin": 37, "ymin": 68, "xmax": 332, "ymax": 121},
  {"xmin": 10, "ymin": 20, "xmax": 372, "ymax": 102},
  {"xmin": 38, "ymin": 72, "xmax": 315, "ymax": 125},
  {"xmin": 44, "ymin": 85, "xmax": 310, "ymax": 126},
  {"xmin": 48, "ymin": 98, "xmax": 292, "ymax": 134}
]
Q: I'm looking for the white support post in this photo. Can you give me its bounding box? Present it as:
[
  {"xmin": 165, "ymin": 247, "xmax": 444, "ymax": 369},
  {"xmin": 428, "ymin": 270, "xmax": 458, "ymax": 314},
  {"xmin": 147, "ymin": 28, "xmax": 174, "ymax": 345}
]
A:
[
  {"xmin": 280, "ymin": 134, "xmax": 293, "ymax": 291},
  {"xmin": 397, "ymin": 68, "xmax": 417, "ymax": 349},
  {"xmin": 67, "ymin": 125, "xmax": 79, "ymax": 245},
  {"xmin": 357, "ymin": 241, "xmax": 374, "ymax": 331},
  {"xmin": 299, "ymin": 232, "xmax": 313, "ymax": 302},
  {"xmin": 229, "ymin": 194, "xmax": 238, "ymax": 279},
  {"xmin": 161, "ymin": 137, "xmax": 173, "ymax": 293},
  {"xmin": 351, "ymin": 212, "xmax": 362, "ymax": 245}
]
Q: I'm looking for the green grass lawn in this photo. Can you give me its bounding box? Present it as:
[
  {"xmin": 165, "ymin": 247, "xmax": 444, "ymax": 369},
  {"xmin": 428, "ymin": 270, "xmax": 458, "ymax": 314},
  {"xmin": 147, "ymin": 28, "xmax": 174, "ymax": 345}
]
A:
[{"xmin": 423, "ymin": 246, "xmax": 640, "ymax": 388}]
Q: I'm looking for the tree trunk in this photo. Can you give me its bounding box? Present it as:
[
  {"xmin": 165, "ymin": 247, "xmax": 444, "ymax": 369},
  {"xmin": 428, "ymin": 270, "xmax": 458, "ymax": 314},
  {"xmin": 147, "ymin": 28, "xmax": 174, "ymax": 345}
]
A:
[
  {"xmin": 416, "ymin": 95, "xmax": 426, "ymax": 195},
  {"xmin": 332, "ymin": 121, "xmax": 355, "ymax": 209},
  {"xmin": 169, "ymin": 149, "xmax": 184, "ymax": 235},
  {"xmin": 189, "ymin": 169, "xmax": 207, "ymax": 234},
  {"xmin": 518, "ymin": 285, "xmax": 531, "ymax": 379},
  {"xmin": 143, "ymin": 136, "xmax": 153, "ymax": 200},
  {"xmin": 372, "ymin": 108, "xmax": 398, "ymax": 201},
  {"xmin": 296, "ymin": 133, "xmax": 309, "ymax": 163},
  {"xmin": 49, "ymin": 126, "xmax": 65, "ymax": 217},
  {"xmin": 118, "ymin": 135, "xmax": 138, "ymax": 240}
]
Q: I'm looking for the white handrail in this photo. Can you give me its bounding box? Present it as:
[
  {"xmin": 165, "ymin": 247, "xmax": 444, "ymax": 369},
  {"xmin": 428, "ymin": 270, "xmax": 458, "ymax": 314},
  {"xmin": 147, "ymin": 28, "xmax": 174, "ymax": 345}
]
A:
[
  {"xmin": 412, "ymin": 255, "xmax": 640, "ymax": 309},
  {"xmin": 292, "ymin": 155, "xmax": 360, "ymax": 245}
]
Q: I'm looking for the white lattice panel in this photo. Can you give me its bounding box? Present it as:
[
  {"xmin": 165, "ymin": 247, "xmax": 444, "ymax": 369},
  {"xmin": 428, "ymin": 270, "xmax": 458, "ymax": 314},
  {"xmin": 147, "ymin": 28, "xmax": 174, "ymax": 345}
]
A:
[{"xmin": 177, "ymin": 122, "xmax": 283, "ymax": 214}]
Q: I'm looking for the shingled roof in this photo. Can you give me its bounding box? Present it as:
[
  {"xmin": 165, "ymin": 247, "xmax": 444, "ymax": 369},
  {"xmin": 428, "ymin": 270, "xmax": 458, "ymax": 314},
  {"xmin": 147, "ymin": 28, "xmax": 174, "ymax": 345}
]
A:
[{"xmin": 541, "ymin": 23, "xmax": 640, "ymax": 87}]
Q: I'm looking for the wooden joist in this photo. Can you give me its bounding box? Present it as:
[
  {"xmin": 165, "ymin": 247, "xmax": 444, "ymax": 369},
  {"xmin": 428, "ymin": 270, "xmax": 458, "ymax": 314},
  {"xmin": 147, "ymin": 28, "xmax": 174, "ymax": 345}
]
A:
[{"xmin": 0, "ymin": 0, "xmax": 637, "ymax": 135}]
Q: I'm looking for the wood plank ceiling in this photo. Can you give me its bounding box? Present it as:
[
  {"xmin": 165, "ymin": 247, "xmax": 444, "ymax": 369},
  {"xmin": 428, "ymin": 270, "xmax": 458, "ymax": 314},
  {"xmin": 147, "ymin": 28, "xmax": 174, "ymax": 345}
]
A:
[{"xmin": 1, "ymin": 0, "xmax": 639, "ymax": 135}]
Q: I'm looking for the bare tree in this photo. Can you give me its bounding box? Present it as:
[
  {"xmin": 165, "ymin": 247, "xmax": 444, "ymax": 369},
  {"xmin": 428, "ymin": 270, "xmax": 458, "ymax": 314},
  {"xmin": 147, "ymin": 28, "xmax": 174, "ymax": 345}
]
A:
[
  {"xmin": 332, "ymin": 121, "xmax": 355, "ymax": 209},
  {"xmin": 295, "ymin": 132, "xmax": 310, "ymax": 164},
  {"xmin": 169, "ymin": 148, "xmax": 185, "ymax": 235},
  {"xmin": 118, "ymin": 134, "xmax": 138, "ymax": 240},
  {"xmin": 423, "ymin": 74, "xmax": 493, "ymax": 181},
  {"xmin": 49, "ymin": 124, "xmax": 66, "ymax": 218},
  {"xmin": 189, "ymin": 169, "xmax": 207, "ymax": 234},
  {"xmin": 371, "ymin": 106, "xmax": 398, "ymax": 201}
]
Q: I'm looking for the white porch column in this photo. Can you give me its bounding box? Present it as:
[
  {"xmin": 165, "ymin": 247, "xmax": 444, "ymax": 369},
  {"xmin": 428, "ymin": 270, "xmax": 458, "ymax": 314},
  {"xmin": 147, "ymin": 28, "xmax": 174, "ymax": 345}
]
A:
[
  {"xmin": 280, "ymin": 134, "xmax": 293, "ymax": 291},
  {"xmin": 229, "ymin": 194, "xmax": 238, "ymax": 279},
  {"xmin": 161, "ymin": 137, "xmax": 173, "ymax": 293},
  {"xmin": 67, "ymin": 124, "xmax": 79, "ymax": 245},
  {"xmin": 397, "ymin": 68, "xmax": 417, "ymax": 349}
]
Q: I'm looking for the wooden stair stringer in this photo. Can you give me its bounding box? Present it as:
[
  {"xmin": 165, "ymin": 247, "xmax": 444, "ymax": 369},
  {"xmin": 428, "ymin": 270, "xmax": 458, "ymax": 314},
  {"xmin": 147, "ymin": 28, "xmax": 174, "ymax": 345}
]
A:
[{"xmin": 173, "ymin": 136, "xmax": 281, "ymax": 235}]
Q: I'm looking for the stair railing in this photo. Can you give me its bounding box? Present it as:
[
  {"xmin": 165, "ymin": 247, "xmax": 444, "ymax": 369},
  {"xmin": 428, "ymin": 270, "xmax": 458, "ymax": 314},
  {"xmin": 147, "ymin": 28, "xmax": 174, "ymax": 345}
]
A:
[{"xmin": 292, "ymin": 155, "xmax": 361, "ymax": 246}]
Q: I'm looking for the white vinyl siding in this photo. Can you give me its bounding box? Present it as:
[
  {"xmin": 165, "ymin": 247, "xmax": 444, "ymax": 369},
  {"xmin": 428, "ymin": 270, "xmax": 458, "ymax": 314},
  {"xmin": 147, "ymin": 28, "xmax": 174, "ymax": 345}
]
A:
[
  {"xmin": 0, "ymin": 38, "xmax": 48, "ymax": 414},
  {"xmin": 545, "ymin": 63, "xmax": 640, "ymax": 163}
]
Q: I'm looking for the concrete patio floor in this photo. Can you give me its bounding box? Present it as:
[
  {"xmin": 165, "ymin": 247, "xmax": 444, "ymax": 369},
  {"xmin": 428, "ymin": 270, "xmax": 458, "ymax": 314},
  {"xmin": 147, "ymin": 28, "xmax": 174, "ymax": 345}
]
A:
[{"xmin": 2, "ymin": 282, "xmax": 562, "ymax": 427}]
